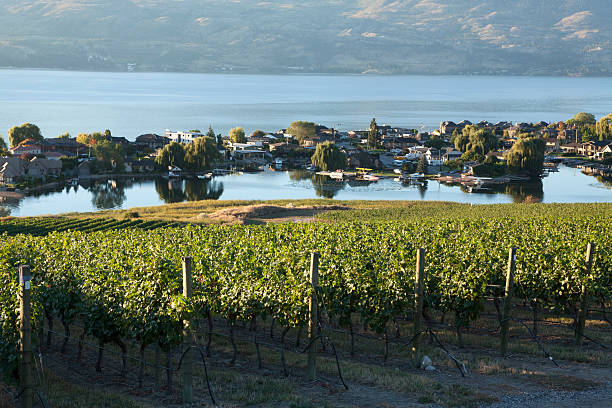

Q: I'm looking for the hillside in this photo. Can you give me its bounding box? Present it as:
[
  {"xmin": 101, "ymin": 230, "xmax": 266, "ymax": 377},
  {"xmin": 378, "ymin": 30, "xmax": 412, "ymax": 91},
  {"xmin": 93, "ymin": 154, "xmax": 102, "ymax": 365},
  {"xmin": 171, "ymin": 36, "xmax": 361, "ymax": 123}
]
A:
[{"xmin": 0, "ymin": 0, "xmax": 610, "ymax": 75}]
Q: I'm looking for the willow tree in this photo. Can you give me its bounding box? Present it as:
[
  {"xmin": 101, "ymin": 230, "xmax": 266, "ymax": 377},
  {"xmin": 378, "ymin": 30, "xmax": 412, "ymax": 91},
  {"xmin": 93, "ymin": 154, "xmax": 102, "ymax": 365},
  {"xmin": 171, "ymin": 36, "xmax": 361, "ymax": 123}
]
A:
[
  {"xmin": 184, "ymin": 137, "xmax": 222, "ymax": 174},
  {"xmin": 311, "ymin": 141, "xmax": 346, "ymax": 171},
  {"xmin": 596, "ymin": 114, "xmax": 612, "ymax": 140},
  {"xmin": 155, "ymin": 141, "xmax": 186, "ymax": 168},
  {"xmin": 368, "ymin": 118, "xmax": 379, "ymax": 150},
  {"xmin": 455, "ymin": 125, "xmax": 497, "ymax": 155},
  {"xmin": 505, "ymin": 137, "xmax": 546, "ymax": 177}
]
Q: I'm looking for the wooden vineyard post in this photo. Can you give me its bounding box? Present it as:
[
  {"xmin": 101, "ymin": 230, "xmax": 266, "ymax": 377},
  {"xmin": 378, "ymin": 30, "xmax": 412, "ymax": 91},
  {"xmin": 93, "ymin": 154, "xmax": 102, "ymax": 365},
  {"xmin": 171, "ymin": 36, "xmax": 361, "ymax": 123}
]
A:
[
  {"xmin": 19, "ymin": 265, "xmax": 33, "ymax": 408},
  {"xmin": 500, "ymin": 247, "xmax": 516, "ymax": 357},
  {"xmin": 307, "ymin": 252, "xmax": 319, "ymax": 381},
  {"xmin": 182, "ymin": 257, "xmax": 193, "ymax": 404},
  {"xmin": 413, "ymin": 248, "xmax": 425, "ymax": 367},
  {"xmin": 576, "ymin": 243, "xmax": 594, "ymax": 346}
]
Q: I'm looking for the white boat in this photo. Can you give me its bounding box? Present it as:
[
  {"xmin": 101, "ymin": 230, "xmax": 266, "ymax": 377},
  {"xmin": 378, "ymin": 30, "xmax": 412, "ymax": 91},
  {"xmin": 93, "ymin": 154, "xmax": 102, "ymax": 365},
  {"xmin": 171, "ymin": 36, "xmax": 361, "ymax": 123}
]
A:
[
  {"xmin": 362, "ymin": 174, "xmax": 380, "ymax": 182},
  {"xmin": 197, "ymin": 173, "xmax": 212, "ymax": 180},
  {"xmin": 275, "ymin": 158, "xmax": 283, "ymax": 170},
  {"xmin": 329, "ymin": 170, "xmax": 345, "ymax": 180}
]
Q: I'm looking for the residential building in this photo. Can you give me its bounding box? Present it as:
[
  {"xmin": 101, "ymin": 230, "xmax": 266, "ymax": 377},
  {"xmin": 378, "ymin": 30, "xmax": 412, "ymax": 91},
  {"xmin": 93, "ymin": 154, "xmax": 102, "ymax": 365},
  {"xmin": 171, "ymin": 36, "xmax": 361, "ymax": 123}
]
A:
[
  {"xmin": 135, "ymin": 134, "xmax": 170, "ymax": 150},
  {"xmin": 165, "ymin": 130, "xmax": 203, "ymax": 144}
]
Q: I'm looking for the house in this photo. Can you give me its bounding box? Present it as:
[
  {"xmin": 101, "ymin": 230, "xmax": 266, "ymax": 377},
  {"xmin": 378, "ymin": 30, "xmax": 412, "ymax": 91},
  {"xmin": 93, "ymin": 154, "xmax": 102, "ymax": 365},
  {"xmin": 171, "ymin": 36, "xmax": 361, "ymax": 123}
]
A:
[
  {"xmin": 0, "ymin": 158, "xmax": 27, "ymax": 184},
  {"xmin": 486, "ymin": 151, "xmax": 506, "ymax": 161},
  {"xmin": 544, "ymin": 138, "xmax": 560, "ymax": 152},
  {"xmin": 581, "ymin": 140, "xmax": 612, "ymax": 159},
  {"xmin": 77, "ymin": 161, "xmax": 91, "ymax": 177},
  {"xmin": 27, "ymin": 157, "xmax": 62, "ymax": 179},
  {"xmin": 424, "ymin": 148, "xmax": 443, "ymax": 165},
  {"xmin": 381, "ymin": 136, "xmax": 421, "ymax": 150},
  {"xmin": 9, "ymin": 139, "xmax": 43, "ymax": 156},
  {"xmin": 559, "ymin": 128, "xmax": 580, "ymax": 143},
  {"xmin": 165, "ymin": 130, "xmax": 203, "ymax": 144},
  {"xmin": 43, "ymin": 151, "xmax": 72, "ymax": 160},
  {"xmin": 560, "ymin": 142, "xmax": 582, "ymax": 155},
  {"xmin": 269, "ymin": 143, "xmax": 300, "ymax": 154},
  {"xmin": 108, "ymin": 136, "xmax": 130, "ymax": 146},
  {"xmin": 126, "ymin": 159, "xmax": 156, "ymax": 173},
  {"xmin": 442, "ymin": 149, "xmax": 463, "ymax": 162},
  {"xmin": 440, "ymin": 121, "xmax": 459, "ymax": 135},
  {"xmin": 41, "ymin": 138, "xmax": 88, "ymax": 155},
  {"xmin": 135, "ymin": 134, "xmax": 170, "ymax": 150},
  {"xmin": 594, "ymin": 143, "xmax": 612, "ymax": 161}
]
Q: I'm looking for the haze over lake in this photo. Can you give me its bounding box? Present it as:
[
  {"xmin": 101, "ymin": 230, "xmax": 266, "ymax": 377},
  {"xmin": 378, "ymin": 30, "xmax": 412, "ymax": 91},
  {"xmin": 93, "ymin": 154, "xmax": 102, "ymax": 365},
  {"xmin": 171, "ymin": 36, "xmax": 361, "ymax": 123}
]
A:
[{"xmin": 2, "ymin": 69, "xmax": 612, "ymax": 144}]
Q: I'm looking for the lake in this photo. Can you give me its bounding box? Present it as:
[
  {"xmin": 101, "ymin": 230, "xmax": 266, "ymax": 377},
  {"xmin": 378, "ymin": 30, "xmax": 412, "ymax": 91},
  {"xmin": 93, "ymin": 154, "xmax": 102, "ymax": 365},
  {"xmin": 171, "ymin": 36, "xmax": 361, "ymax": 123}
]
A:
[
  {"xmin": 1, "ymin": 165, "xmax": 610, "ymax": 217},
  {"xmin": 1, "ymin": 70, "xmax": 612, "ymax": 145}
]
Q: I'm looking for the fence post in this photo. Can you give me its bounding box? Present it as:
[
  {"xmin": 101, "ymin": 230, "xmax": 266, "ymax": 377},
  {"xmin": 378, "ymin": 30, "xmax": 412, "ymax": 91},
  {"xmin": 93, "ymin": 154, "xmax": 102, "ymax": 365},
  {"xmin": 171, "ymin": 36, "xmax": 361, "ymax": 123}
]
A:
[
  {"xmin": 307, "ymin": 252, "xmax": 319, "ymax": 381},
  {"xmin": 19, "ymin": 265, "xmax": 33, "ymax": 408},
  {"xmin": 576, "ymin": 243, "xmax": 594, "ymax": 346},
  {"xmin": 413, "ymin": 248, "xmax": 425, "ymax": 367},
  {"xmin": 182, "ymin": 257, "xmax": 193, "ymax": 404},
  {"xmin": 500, "ymin": 247, "xmax": 516, "ymax": 357}
]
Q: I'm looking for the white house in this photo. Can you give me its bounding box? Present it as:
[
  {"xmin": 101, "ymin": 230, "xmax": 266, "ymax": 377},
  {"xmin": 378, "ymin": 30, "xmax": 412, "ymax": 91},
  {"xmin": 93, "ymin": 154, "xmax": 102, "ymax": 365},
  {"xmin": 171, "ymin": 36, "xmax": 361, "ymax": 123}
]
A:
[{"xmin": 164, "ymin": 130, "xmax": 203, "ymax": 144}]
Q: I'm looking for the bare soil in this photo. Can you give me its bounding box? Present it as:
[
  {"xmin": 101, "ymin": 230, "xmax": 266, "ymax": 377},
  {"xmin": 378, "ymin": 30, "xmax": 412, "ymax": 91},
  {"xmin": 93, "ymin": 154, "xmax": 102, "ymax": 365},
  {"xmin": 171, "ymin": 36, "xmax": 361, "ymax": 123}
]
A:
[{"xmin": 198, "ymin": 204, "xmax": 348, "ymax": 224}]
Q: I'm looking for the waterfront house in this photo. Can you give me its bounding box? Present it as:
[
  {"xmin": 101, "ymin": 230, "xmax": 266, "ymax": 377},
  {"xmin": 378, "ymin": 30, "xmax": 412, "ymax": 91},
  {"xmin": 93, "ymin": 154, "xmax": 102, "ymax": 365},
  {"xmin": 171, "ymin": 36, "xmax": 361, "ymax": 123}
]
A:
[
  {"xmin": 27, "ymin": 157, "xmax": 62, "ymax": 179},
  {"xmin": 544, "ymin": 138, "xmax": 560, "ymax": 152},
  {"xmin": 442, "ymin": 149, "xmax": 463, "ymax": 162},
  {"xmin": 126, "ymin": 158, "xmax": 156, "ymax": 173},
  {"xmin": 135, "ymin": 134, "xmax": 170, "ymax": 150},
  {"xmin": 0, "ymin": 158, "xmax": 27, "ymax": 184},
  {"xmin": 581, "ymin": 140, "xmax": 612, "ymax": 159},
  {"xmin": 165, "ymin": 130, "xmax": 203, "ymax": 144},
  {"xmin": 560, "ymin": 142, "xmax": 582, "ymax": 155},
  {"xmin": 595, "ymin": 144, "xmax": 612, "ymax": 160},
  {"xmin": 440, "ymin": 121, "xmax": 458, "ymax": 135},
  {"xmin": 42, "ymin": 138, "xmax": 88, "ymax": 156}
]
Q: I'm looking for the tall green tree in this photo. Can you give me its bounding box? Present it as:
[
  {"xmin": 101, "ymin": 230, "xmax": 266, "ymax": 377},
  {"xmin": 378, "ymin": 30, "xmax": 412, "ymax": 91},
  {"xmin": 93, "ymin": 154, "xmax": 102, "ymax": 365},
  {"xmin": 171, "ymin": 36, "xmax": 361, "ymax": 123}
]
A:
[
  {"xmin": 311, "ymin": 141, "xmax": 346, "ymax": 171},
  {"xmin": 206, "ymin": 126, "xmax": 215, "ymax": 139},
  {"xmin": 596, "ymin": 114, "xmax": 612, "ymax": 140},
  {"xmin": 568, "ymin": 112, "xmax": 596, "ymax": 126},
  {"xmin": 368, "ymin": 118, "xmax": 379, "ymax": 149},
  {"xmin": 250, "ymin": 129, "xmax": 266, "ymax": 138},
  {"xmin": 505, "ymin": 137, "xmax": 546, "ymax": 177},
  {"xmin": 184, "ymin": 137, "xmax": 222, "ymax": 174},
  {"xmin": 93, "ymin": 140, "xmax": 125, "ymax": 172},
  {"xmin": 155, "ymin": 141, "xmax": 186, "ymax": 168},
  {"xmin": 416, "ymin": 155, "xmax": 427, "ymax": 174},
  {"xmin": 457, "ymin": 125, "xmax": 497, "ymax": 155},
  {"xmin": 8, "ymin": 123, "xmax": 43, "ymax": 147},
  {"xmin": 287, "ymin": 121, "xmax": 316, "ymax": 143},
  {"xmin": 229, "ymin": 127, "xmax": 247, "ymax": 143}
]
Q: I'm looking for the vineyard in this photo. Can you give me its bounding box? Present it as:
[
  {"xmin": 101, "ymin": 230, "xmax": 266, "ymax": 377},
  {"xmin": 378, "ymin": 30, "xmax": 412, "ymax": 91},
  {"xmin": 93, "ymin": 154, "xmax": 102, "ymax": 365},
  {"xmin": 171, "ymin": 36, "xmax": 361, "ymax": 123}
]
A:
[
  {"xmin": 1, "ymin": 204, "xmax": 611, "ymax": 407},
  {"xmin": 0, "ymin": 217, "xmax": 183, "ymax": 236}
]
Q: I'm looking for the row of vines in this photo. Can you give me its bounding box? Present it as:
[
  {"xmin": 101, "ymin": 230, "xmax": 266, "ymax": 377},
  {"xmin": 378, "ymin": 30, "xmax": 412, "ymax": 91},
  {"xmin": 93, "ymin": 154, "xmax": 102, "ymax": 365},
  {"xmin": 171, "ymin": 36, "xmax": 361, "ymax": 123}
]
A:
[
  {"xmin": 1, "ymin": 216, "xmax": 610, "ymax": 374},
  {"xmin": 0, "ymin": 217, "xmax": 182, "ymax": 236}
]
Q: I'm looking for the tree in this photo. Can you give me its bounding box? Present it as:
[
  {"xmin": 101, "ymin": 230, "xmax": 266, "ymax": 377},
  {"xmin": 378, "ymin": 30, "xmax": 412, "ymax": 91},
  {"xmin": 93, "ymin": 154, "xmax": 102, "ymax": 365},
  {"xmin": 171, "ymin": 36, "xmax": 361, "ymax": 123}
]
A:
[
  {"xmin": 458, "ymin": 125, "xmax": 497, "ymax": 155},
  {"xmin": 287, "ymin": 121, "xmax": 316, "ymax": 143},
  {"xmin": 77, "ymin": 132, "xmax": 106, "ymax": 146},
  {"xmin": 568, "ymin": 112, "xmax": 596, "ymax": 126},
  {"xmin": 92, "ymin": 140, "xmax": 125, "ymax": 172},
  {"xmin": 155, "ymin": 141, "xmax": 186, "ymax": 169},
  {"xmin": 229, "ymin": 127, "xmax": 247, "ymax": 143},
  {"xmin": 206, "ymin": 126, "xmax": 215, "ymax": 139},
  {"xmin": 58, "ymin": 132, "xmax": 71, "ymax": 139},
  {"xmin": 425, "ymin": 136, "xmax": 445, "ymax": 150},
  {"xmin": 416, "ymin": 155, "xmax": 427, "ymax": 174},
  {"xmin": 184, "ymin": 137, "xmax": 222, "ymax": 174},
  {"xmin": 8, "ymin": 123, "xmax": 43, "ymax": 147},
  {"xmin": 311, "ymin": 141, "xmax": 346, "ymax": 171},
  {"xmin": 454, "ymin": 132, "xmax": 470, "ymax": 152},
  {"xmin": 368, "ymin": 118, "xmax": 379, "ymax": 149},
  {"xmin": 0, "ymin": 136, "xmax": 8, "ymax": 156},
  {"xmin": 596, "ymin": 114, "xmax": 612, "ymax": 140},
  {"xmin": 505, "ymin": 137, "xmax": 546, "ymax": 177},
  {"xmin": 104, "ymin": 129, "xmax": 112, "ymax": 138},
  {"xmin": 250, "ymin": 129, "xmax": 266, "ymax": 138}
]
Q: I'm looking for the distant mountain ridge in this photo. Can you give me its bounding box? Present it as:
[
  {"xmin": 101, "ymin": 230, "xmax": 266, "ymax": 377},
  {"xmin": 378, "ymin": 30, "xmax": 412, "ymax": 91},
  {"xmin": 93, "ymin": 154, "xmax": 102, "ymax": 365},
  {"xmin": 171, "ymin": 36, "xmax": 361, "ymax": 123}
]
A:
[{"xmin": 0, "ymin": 0, "xmax": 610, "ymax": 75}]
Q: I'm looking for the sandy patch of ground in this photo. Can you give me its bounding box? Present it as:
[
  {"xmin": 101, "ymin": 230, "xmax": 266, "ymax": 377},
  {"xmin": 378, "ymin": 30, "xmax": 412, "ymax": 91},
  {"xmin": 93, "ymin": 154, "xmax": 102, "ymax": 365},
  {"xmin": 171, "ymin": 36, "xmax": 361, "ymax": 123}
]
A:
[{"xmin": 197, "ymin": 204, "xmax": 348, "ymax": 224}]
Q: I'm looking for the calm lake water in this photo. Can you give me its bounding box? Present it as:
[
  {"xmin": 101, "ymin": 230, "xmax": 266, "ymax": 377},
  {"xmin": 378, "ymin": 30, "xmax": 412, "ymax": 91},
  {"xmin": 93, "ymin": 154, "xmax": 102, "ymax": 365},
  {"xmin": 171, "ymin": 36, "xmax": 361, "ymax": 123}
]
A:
[
  {"xmin": 1, "ymin": 69, "xmax": 611, "ymax": 215},
  {"xmin": 1, "ymin": 70, "xmax": 612, "ymax": 143},
  {"xmin": 1, "ymin": 165, "xmax": 610, "ymax": 217}
]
